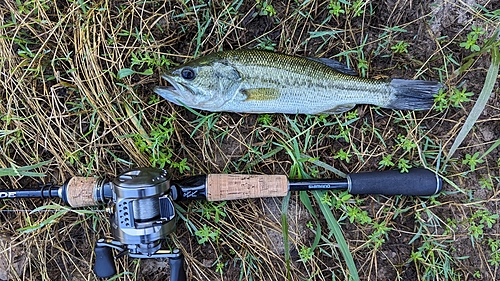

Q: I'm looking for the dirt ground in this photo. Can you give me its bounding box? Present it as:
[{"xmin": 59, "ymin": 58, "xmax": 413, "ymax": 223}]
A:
[{"xmin": 1, "ymin": 0, "xmax": 500, "ymax": 280}]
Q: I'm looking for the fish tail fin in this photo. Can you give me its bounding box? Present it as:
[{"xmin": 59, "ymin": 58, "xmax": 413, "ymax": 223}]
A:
[{"xmin": 387, "ymin": 79, "xmax": 442, "ymax": 110}]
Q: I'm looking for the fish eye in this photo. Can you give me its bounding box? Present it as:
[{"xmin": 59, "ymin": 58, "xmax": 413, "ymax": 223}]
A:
[{"xmin": 180, "ymin": 68, "xmax": 196, "ymax": 80}]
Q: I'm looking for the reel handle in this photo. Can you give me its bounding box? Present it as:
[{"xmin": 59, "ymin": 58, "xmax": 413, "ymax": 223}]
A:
[
  {"xmin": 93, "ymin": 245, "xmax": 116, "ymax": 278},
  {"xmin": 169, "ymin": 254, "xmax": 186, "ymax": 281}
]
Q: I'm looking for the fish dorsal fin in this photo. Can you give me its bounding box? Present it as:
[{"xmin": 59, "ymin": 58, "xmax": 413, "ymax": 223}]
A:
[
  {"xmin": 242, "ymin": 88, "xmax": 281, "ymax": 101},
  {"xmin": 307, "ymin": 57, "xmax": 358, "ymax": 76},
  {"xmin": 321, "ymin": 103, "xmax": 356, "ymax": 114}
]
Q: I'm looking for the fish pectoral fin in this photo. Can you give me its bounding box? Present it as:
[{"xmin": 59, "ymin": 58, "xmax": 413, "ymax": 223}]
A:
[
  {"xmin": 242, "ymin": 88, "xmax": 281, "ymax": 101},
  {"xmin": 307, "ymin": 57, "xmax": 358, "ymax": 76},
  {"xmin": 321, "ymin": 104, "xmax": 357, "ymax": 114}
]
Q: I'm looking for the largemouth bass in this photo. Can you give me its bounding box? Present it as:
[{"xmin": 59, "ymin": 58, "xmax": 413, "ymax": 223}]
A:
[{"xmin": 154, "ymin": 49, "xmax": 441, "ymax": 115}]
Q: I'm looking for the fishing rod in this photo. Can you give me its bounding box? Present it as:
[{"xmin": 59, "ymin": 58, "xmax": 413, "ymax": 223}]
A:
[{"xmin": 0, "ymin": 167, "xmax": 441, "ymax": 280}]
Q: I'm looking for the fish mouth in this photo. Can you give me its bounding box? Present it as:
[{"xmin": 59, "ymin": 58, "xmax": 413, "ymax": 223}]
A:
[{"xmin": 154, "ymin": 75, "xmax": 193, "ymax": 106}]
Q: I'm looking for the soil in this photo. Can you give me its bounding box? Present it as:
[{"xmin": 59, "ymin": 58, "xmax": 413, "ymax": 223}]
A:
[{"xmin": 0, "ymin": 234, "xmax": 24, "ymax": 280}]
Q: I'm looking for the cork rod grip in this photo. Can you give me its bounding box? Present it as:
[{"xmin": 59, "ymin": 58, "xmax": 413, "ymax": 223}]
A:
[
  {"xmin": 206, "ymin": 174, "xmax": 289, "ymax": 201},
  {"xmin": 65, "ymin": 177, "xmax": 99, "ymax": 207}
]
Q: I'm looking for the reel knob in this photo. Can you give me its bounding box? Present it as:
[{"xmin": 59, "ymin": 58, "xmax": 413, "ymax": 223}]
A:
[
  {"xmin": 169, "ymin": 251, "xmax": 186, "ymax": 281},
  {"xmin": 94, "ymin": 244, "xmax": 116, "ymax": 278}
]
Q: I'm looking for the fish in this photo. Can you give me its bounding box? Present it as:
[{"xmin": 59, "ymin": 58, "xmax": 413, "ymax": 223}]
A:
[{"xmin": 154, "ymin": 49, "xmax": 442, "ymax": 115}]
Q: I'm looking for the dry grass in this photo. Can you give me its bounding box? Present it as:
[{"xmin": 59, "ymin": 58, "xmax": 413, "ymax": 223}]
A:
[{"xmin": 1, "ymin": 0, "xmax": 500, "ymax": 280}]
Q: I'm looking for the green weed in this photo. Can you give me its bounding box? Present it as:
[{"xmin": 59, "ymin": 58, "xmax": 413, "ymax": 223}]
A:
[
  {"xmin": 433, "ymin": 86, "xmax": 474, "ymax": 112},
  {"xmin": 189, "ymin": 111, "xmax": 220, "ymax": 138},
  {"xmin": 235, "ymin": 252, "xmax": 262, "ymax": 281},
  {"xmin": 396, "ymin": 134, "xmax": 417, "ymax": 153},
  {"xmin": 487, "ymin": 238, "xmax": 500, "ymax": 266},
  {"xmin": 130, "ymin": 116, "xmax": 191, "ymax": 173},
  {"xmin": 334, "ymin": 148, "xmax": 352, "ymax": 163},
  {"xmin": 195, "ymin": 224, "xmax": 219, "ymax": 244},
  {"xmin": 397, "ymin": 158, "xmax": 412, "ymax": 173},
  {"xmin": 459, "ymin": 25, "xmax": 485, "ymax": 52},
  {"xmin": 328, "ymin": 1, "xmax": 345, "ymax": 17},
  {"xmin": 117, "ymin": 51, "xmax": 172, "ymax": 80},
  {"xmin": 215, "ymin": 261, "xmax": 225, "ymax": 275},
  {"xmin": 298, "ymin": 246, "xmax": 314, "ymax": 263},
  {"xmin": 18, "ymin": 205, "xmax": 77, "ymax": 233},
  {"xmin": 409, "ymin": 239, "xmax": 465, "ymax": 281},
  {"xmin": 433, "ymin": 88, "xmax": 448, "ymax": 112},
  {"xmin": 356, "ymin": 55, "xmax": 369, "ymax": 77},
  {"xmin": 254, "ymin": 0, "xmax": 276, "ymax": 17},
  {"xmin": 462, "ymin": 152, "xmax": 484, "ymax": 171},
  {"xmin": 479, "ymin": 176, "xmax": 494, "ymax": 190},
  {"xmin": 255, "ymin": 36, "xmax": 277, "ymax": 51},
  {"xmin": 345, "ymin": 205, "xmax": 372, "ymax": 225},
  {"xmin": 373, "ymin": 26, "xmax": 408, "ymax": 57},
  {"xmin": 464, "ymin": 209, "xmax": 498, "ymax": 245},
  {"xmin": 449, "ymin": 87, "xmax": 474, "ymax": 107},
  {"xmin": 378, "ymin": 155, "xmax": 395, "ymax": 168},
  {"xmin": 475, "ymin": 4, "xmax": 500, "ymax": 22},
  {"xmin": 328, "ymin": 0, "xmax": 366, "ymax": 18},
  {"xmin": 330, "ymin": 123, "xmax": 352, "ymax": 142},
  {"xmin": 257, "ymin": 114, "xmax": 273, "ymax": 125},
  {"xmin": 197, "ymin": 201, "xmax": 227, "ymax": 223},
  {"xmin": 367, "ymin": 221, "xmax": 391, "ymax": 250},
  {"xmin": 391, "ymin": 40, "xmax": 409, "ymax": 54},
  {"xmin": 320, "ymin": 191, "xmax": 353, "ymax": 210}
]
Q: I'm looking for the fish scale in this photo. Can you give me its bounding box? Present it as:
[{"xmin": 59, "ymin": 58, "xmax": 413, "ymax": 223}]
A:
[
  {"xmin": 155, "ymin": 49, "xmax": 442, "ymax": 115},
  {"xmin": 221, "ymin": 59, "xmax": 391, "ymax": 114}
]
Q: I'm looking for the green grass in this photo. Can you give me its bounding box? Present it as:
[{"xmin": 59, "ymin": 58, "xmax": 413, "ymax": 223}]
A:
[
  {"xmin": 1, "ymin": 0, "xmax": 500, "ymax": 280},
  {"xmin": 0, "ymin": 161, "xmax": 50, "ymax": 177}
]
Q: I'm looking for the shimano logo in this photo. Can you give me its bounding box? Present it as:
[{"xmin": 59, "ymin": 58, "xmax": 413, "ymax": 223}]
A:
[
  {"xmin": 308, "ymin": 184, "xmax": 331, "ymax": 189},
  {"xmin": 0, "ymin": 191, "xmax": 16, "ymax": 198}
]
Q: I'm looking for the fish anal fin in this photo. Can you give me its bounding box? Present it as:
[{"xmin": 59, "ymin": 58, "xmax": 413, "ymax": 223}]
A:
[
  {"xmin": 321, "ymin": 104, "xmax": 357, "ymax": 114},
  {"xmin": 307, "ymin": 57, "xmax": 358, "ymax": 76},
  {"xmin": 242, "ymin": 88, "xmax": 281, "ymax": 101}
]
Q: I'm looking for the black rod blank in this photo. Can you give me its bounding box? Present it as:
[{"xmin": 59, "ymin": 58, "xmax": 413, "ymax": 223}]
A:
[{"xmin": 0, "ymin": 185, "xmax": 59, "ymax": 199}]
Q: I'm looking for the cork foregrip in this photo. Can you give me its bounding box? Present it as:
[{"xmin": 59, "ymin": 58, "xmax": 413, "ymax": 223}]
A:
[
  {"xmin": 66, "ymin": 177, "xmax": 98, "ymax": 207},
  {"xmin": 207, "ymin": 174, "xmax": 288, "ymax": 201}
]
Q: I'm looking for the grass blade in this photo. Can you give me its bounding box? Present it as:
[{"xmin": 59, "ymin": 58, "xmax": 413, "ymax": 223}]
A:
[
  {"xmin": 0, "ymin": 160, "xmax": 51, "ymax": 177},
  {"xmin": 313, "ymin": 191, "xmax": 360, "ymax": 281},
  {"xmin": 18, "ymin": 209, "xmax": 68, "ymax": 233},
  {"xmin": 480, "ymin": 138, "xmax": 500, "ymax": 160},
  {"xmin": 299, "ymin": 191, "xmax": 322, "ymax": 251},
  {"xmin": 445, "ymin": 39, "xmax": 500, "ymax": 163},
  {"xmin": 302, "ymin": 153, "xmax": 347, "ymax": 178},
  {"xmin": 281, "ymin": 192, "xmax": 291, "ymax": 280}
]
